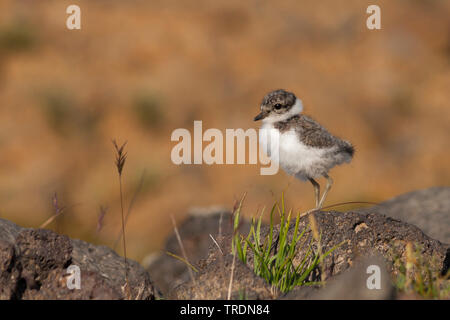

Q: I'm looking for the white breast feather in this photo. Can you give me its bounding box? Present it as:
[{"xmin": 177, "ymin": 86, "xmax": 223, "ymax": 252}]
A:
[{"xmin": 259, "ymin": 126, "xmax": 338, "ymax": 180}]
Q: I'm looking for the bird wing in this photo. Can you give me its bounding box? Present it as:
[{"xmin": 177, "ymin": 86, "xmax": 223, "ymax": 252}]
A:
[{"xmin": 293, "ymin": 115, "xmax": 337, "ymax": 148}]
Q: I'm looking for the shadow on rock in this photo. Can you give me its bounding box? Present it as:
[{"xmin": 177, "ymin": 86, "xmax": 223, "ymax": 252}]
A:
[{"xmin": 146, "ymin": 208, "xmax": 253, "ymax": 295}]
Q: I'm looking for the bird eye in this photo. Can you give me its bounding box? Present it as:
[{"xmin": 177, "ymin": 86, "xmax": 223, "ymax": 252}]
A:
[{"xmin": 274, "ymin": 103, "xmax": 282, "ymax": 110}]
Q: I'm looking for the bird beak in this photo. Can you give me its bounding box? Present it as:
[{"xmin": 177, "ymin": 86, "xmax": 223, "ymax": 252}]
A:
[{"xmin": 254, "ymin": 112, "xmax": 266, "ymax": 121}]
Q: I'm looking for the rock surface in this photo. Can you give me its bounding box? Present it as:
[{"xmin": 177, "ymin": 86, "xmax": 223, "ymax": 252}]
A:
[
  {"xmin": 172, "ymin": 209, "xmax": 448, "ymax": 299},
  {"xmin": 282, "ymin": 255, "xmax": 396, "ymax": 300},
  {"xmin": 146, "ymin": 208, "xmax": 251, "ymax": 295},
  {"xmin": 285, "ymin": 210, "xmax": 449, "ymax": 281},
  {"xmin": 2, "ymin": 187, "xmax": 449, "ymax": 300},
  {"xmin": 170, "ymin": 253, "xmax": 275, "ymax": 300},
  {"xmin": 0, "ymin": 218, "xmax": 156, "ymax": 300},
  {"xmin": 358, "ymin": 187, "xmax": 450, "ymax": 244}
]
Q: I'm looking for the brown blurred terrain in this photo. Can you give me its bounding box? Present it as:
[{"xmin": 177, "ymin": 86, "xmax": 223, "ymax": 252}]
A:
[{"xmin": 0, "ymin": 0, "xmax": 449, "ymax": 263}]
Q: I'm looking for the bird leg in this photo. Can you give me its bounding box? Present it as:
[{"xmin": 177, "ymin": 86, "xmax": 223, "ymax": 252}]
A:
[
  {"xmin": 308, "ymin": 178, "xmax": 320, "ymax": 208},
  {"xmin": 318, "ymin": 174, "xmax": 333, "ymax": 209}
]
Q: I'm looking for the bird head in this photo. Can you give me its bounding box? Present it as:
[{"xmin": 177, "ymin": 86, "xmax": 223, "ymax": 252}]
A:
[{"xmin": 254, "ymin": 89, "xmax": 303, "ymax": 123}]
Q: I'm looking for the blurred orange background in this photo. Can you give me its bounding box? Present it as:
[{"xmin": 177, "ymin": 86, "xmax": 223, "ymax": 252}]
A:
[{"xmin": 0, "ymin": 0, "xmax": 449, "ymax": 263}]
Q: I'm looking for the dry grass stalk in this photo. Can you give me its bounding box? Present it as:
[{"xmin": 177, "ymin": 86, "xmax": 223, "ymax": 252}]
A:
[
  {"xmin": 308, "ymin": 213, "xmax": 320, "ymax": 242},
  {"xmin": 96, "ymin": 205, "xmax": 108, "ymax": 234},
  {"xmin": 166, "ymin": 251, "xmax": 199, "ymax": 272},
  {"xmin": 300, "ymin": 201, "xmax": 378, "ymax": 218},
  {"xmin": 227, "ymin": 245, "xmax": 237, "ymax": 300},
  {"xmin": 209, "ymin": 234, "xmax": 223, "ymax": 255},
  {"xmin": 113, "ymin": 170, "xmax": 146, "ymax": 250},
  {"xmin": 40, "ymin": 193, "xmax": 66, "ymax": 229},
  {"xmin": 309, "ymin": 213, "xmax": 327, "ymax": 282},
  {"xmin": 405, "ymin": 241, "xmax": 415, "ymax": 289},
  {"xmin": 227, "ymin": 193, "xmax": 247, "ymax": 300},
  {"xmin": 170, "ymin": 214, "xmax": 196, "ymax": 285},
  {"xmin": 134, "ymin": 283, "xmax": 145, "ymax": 300},
  {"xmin": 218, "ymin": 211, "xmax": 223, "ymax": 241},
  {"xmin": 112, "ymin": 139, "xmax": 131, "ymax": 299}
]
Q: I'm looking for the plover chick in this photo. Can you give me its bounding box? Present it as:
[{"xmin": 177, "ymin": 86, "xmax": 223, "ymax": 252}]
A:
[{"xmin": 254, "ymin": 89, "xmax": 354, "ymax": 209}]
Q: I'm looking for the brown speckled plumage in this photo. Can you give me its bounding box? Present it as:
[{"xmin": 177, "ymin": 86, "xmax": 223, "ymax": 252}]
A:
[
  {"xmin": 261, "ymin": 89, "xmax": 296, "ymax": 109},
  {"xmin": 274, "ymin": 114, "xmax": 354, "ymax": 156}
]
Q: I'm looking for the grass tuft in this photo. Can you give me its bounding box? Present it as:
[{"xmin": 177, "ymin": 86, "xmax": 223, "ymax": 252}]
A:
[{"xmin": 233, "ymin": 193, "xmax": 341, "ymax": 294}]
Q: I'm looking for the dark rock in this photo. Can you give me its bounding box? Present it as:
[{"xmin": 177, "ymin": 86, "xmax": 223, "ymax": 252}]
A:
[
  {"xmin": 201, "ymin": 210, "xmax": 448, "ymax": 300},
  {"xmin": 358, "ymin": 187, "xmax": 450, "ymax": 244},
  {"xmin": 147, "ymin": 208, "xmax": 251, "ymax": 295},
  {"xmin": 284, "ymin": 211, "xmax": 448, "ymax": 281},
  {"xmin": 0, "ymin": 218, "xmax": 156, "ymax": 300},
  {"xmin": 170, "ymin": 197, "xmax": 449, "ymax": 300},
  {"xmin": 279, "ymin": 286, "xmax": 319, "ymax": 300},
  {"xmin": 15, "ymin": 229, "xmax": 72, "ymax": 290},
  {"xmin": 0, "ymin": 218, "xmax": 22, "ymax": 243},
  {"xmin": 0, "ymin": 239, "xmax": 19, "ymax": 299},
  {"xmin": 289, "ymin": 255, "xmax": 396, "ymax": 300},
  {"xmin": 71, "ymin": 239, "xmax": 155, "ymax": 300},
  {"xmin": 170, "ymin": 253, "xmax": 274, "ymax": 300},
  {"xmin": 442, "ymin": 248, "xmax": 450, "ymax": 277},
  {"xmin": 21, "ymin": 269, "xmax": 122, "ymax": 300}
]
